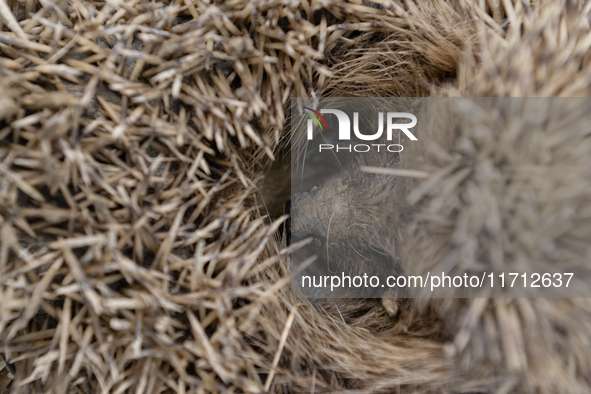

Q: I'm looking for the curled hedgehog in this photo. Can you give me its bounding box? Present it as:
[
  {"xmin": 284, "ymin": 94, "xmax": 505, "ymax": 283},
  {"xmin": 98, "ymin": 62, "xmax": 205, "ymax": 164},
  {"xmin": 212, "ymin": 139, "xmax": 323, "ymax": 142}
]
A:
[{"xmin": 2, "ymin": 0, "xmax": 591, "ymax": 393}]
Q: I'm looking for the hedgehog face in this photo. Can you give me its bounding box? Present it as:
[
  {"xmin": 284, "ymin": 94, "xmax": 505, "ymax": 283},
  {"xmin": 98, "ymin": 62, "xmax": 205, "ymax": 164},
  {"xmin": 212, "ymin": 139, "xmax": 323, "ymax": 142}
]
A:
[{"xmin": 290, "ymin": 167, "xmax": 402, "ymax": 298}]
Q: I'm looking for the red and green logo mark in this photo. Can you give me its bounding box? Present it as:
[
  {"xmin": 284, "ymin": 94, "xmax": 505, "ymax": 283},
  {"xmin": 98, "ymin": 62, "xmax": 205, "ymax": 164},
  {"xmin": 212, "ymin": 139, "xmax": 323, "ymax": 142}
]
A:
[{"xmin": 304, "ymin": 107, "xmax": 328, "ymax": 132}]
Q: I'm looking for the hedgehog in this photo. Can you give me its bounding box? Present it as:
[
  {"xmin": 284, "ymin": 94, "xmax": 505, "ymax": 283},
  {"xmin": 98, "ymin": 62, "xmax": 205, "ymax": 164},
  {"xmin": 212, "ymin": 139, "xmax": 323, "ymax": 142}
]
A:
[{"xmin": 2, "ymin": 0, "xmax": 591, "ymax": 393}]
